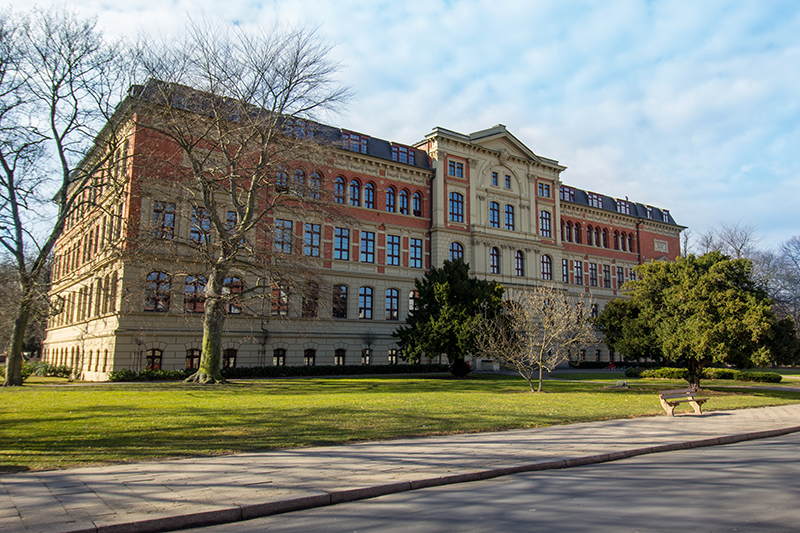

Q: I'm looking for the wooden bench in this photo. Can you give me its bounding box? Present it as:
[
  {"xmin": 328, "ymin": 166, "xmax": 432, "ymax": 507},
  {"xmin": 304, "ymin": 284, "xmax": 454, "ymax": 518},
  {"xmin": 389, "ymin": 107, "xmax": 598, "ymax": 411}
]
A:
[{"xmin": 658, "ymin": 388, "xmax": 709, "ymax": 416}]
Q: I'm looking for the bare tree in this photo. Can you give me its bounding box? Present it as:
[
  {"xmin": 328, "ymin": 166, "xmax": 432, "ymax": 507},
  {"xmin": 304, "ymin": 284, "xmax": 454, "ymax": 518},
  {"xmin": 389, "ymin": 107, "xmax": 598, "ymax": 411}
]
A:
[
  {"xmin": 473, "ymin": 286, "xmax": 598, "ymax": 392},
  {"xmin": 133, "ymin": 20, "xmax": 349, "ymax": 383},
  {"xmin": 696, "ymin": 222, "xmax": 760, "ymax": 259},
  {"xmin": 0, "ymin": 8, "xmax": 130, "ymax": 386},
  {"xmin": 775, "ymin": 236, "xmax": 800, "ymax": 325}
]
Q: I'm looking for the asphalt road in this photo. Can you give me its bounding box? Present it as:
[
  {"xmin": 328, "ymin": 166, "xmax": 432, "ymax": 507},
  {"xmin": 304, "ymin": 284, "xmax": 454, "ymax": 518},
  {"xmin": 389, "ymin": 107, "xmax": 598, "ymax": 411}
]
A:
[{"xmin": 187, "ymin": 432, "xmax": 800, "ymax": 532}]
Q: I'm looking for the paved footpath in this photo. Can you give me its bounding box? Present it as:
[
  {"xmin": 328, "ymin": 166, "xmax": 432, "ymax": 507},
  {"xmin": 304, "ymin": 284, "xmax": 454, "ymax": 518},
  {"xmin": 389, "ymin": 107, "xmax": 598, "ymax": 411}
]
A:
[{"xmin": 1, "ymin": 403, "xmax": 799, "ymax": 533}]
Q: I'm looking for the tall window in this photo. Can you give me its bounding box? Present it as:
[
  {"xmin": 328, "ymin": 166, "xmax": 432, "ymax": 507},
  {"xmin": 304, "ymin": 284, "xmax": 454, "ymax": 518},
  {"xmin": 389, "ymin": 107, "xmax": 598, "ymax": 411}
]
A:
[
  {"xmin": 334, "ymin": 228, "xmax": 350, "ymax": 260},
  {"xmin": 505, "ymin": 205, "xmax": 515, "ymax": 230},
  {"xmin": 491, "ymin": 171, "xmax": 498, "ymax": 186},
  {"xmin": 152, "ymin": 201, "xmax": 175, "ymax": 239},
  {"xmin": 293, "ymin": 169, "xmax": 305, "ymax": 193},
  {"xmin": 190, "ymin": 207, "xmax": 211, "ymax": 243},
  {"xmin": 589, "ymin": 263, "xmax": 598, "ymax": 287},
  {"xmin": 602, "ymin": 229, "xmax": 609, "ymax": 248},
  {"xmin": 386, "ymin": 187, "xmax": 396, "ymax": 212},
  {"xmin": 304, "ymin": 223, "xmax": 321, "ymax": 257},
  {"xmin": 364, "ymin": 182, "xmax": 375, "ymax": 209},
  {"xmin": 448, "ymin": 161, "xmax": 464, "ymax": 177},
  {"xmin": 223, "ymin": 348, "xmax": 237, "ymax": 368},
  {"xmin": 388, "ymin": 348, "xmax": 398, "ymax": 365},
  {"xmin": 409, "ymin": 290, "xmax": 419, "ymax": 313},
  {"xmin": 562, "ymin": 259, "xmax": 570, "ymax": 283},
  {"xmin": 274, "ymin": 219, "xmax": 292, "ymax": 254},
  {"xmin": 412, "ymin": 192, "xmax": 422, "ymax": 217},
  {"xmin": 304, "ymin": 349, "xmax": 316, "ymax": 366},
  {"xmin": 410, "ymin": 238, "xmax": 422, "ymax": 268},
  {"xmin": 271, "ymin": 284, "xmax": 288, "ymax": 316},
  {"xmin": 586, "ymin": 226, "xmax": 593, "ymax": 246},
  {"xmin": 621, "ymin": 232, "xmax": 627, "ymax": 251},
  {"xmin": 489, "ymin": 202, "xmax": 500, "ymax": 228},
  {"xmin": 449, "ymin": 242, "xmax": 464, "ymax": 261},
  {"xmin": 387, "ymin": 235, "xmax": 400, "ymax": 266},
  {"xmin": 504, "ymin": 174, "xmax": 511, "ymax": 189},
  {"xmin": 574, "ymin": 223, "xmax": 582, "ymax": 244},
  {"xmin": 223, "ymin": 277, "xmax": 242, "ymax": 314},
  {"xmin": 617, "ymin": 267, "xmax": 624, "ymax": 288},
  {"xmin": 515, "ymin": 250, "xmax": 525, "ymax": 277},
  {"xmin": 334, "ymin": 177, "xmax": 345, "ymax": 203},
  {"xmin": 145, "ymin": 349, "xmax": 162, "ymax": 371},
  {"xmin": 360, "ymin": 231, "xmax": 375, "ymax": 263},
  {"xmin": 275, "ymin": 168, "xmax": 288, "ymax": 191},
  {"xmin": 335, "ymin": 349, "xmax": 346, "ymax": 366},
  {"xmin": 385, "ymin": 288, "xmax": 399, "ymax": 320},
  {"xmin": 614, "ymin": 231, "xmax": 620, "ymax": 250},
  {"xmin": 273, "ymin": 348, "xmax": 286, "ymax": 366},
  {"xmin": 628, "ymin": 234, "xmax": 634, "ymax": 252},
  {"xmin": 332, "ymin": 285, "xmax": 348, "ymax": 318},
  {"xmin": 184, "ymin": 275, "xmax": 206, "ymax": 313},
  {"xmin": 449, "ymin": 192, "xmax": 464, "ymax": 222},
  {"xmin": 565, "ymin": 222, "xmax": 573, "ymax": 242},
  {"xmin": 185, "ymin": 349, "xmax": 200, "ymax": 370},
  {"xmin": 540, "ymin": 211, "xmax": 551, "ymax": 237},
  {"xmin": 302, "ymin": 282, "xmax": 319, "ymax": 318},
  {"xmin": 349, "ymin": 180, "xmax": 361, "ymax": 207},
  {"xmin": 574, "ymin": 261, "xmax": 584, "ymax": 285},
  {"xmin": 490, "ymin": 247, "xmax": 500, "ymax": 274},
  {"xmin": 309, "ymin": 171, "xmax": 322, "ymax": 199},
  {"xmin": 145, "ymin": 271, "xmax": 170, "ymax": 312},
  {"xmin": 541, "ymin": 255, "xmax": 553, "ymax": 280},
  {"xmin": 399, "ymin": 190, "xmax": 409, "ymax": 214},
  {"xmin": 359, "ymin": 286, "xmax": 373, "ymax": 319},
  {"xmin": 361, "ymin": 348, "xmax": 371, "ymax": 365},
  {"xmin": 595, "ymin": 227, "xmax": 601, "ymax": 248},
  {"xmin": 603, "ymin": 265, "xmax": 611, "ymax": 288}
]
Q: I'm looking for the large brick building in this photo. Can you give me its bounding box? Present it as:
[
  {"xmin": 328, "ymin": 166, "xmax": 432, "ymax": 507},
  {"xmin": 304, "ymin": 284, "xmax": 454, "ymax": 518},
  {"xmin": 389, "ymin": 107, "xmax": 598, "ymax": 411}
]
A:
[{"xmin": 41, "ymin": 88, "xmax": 683, "ymax": 380}]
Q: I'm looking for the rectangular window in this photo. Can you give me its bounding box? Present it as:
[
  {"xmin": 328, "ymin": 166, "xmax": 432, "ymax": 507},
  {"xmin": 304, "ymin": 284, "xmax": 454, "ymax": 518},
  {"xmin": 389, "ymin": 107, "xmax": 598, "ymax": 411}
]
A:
[
  {"xmin": 646, "ymin": 206, "xmax": 653, "ymax": 219},
  {"xmin": 391, "ymin": 145, "xmax": 415, "ymax": 165},
  {"xmin": 386, "ymin": 235, "xmax": 400, "ymax": 266},
  {"xmin": 489, "ymin": 202, "xmax": 500, "ymax": 228},
  {"xmin": 358, "ymin": 286, "xmax": 373, "ymax": 319},
  {"xmin": 505, "ymin": 205, "xmax": 515, "ymax": 231},
  {"xmin": 574, "ymin": 261, "xmax": 584, "ymax": 285},
  {"xmin": 360, "ymin": 231, "xmax": 375, "ymax": 263},
  {"xmin": 662, "ymin": 209, "xmax": 670, "ymax": 222},
  {"xmin": 538, "ymin": 183, "xmax": 551, "ymax": 198},
  {"xmin": 302, "ymin": 283, "xmax": 319, "ymax": 318},
  {"xmin": 603, "ymin": 265, "xmax": 611, "ymax": 288},
  {"xmin": 504, "ymin": 174, "xmax": 511, "ymax": 189},
  {"xmin": 491, "ymin": 172, "xmax": 498, "ymax": 186},
  {"xmin": 334, "ymin": 228, "xmax": 350, "ymax": 260},
  {"xmin": 539, "ymin": 210, "xmax": 551, "ymax": 237},
  {"xmin": 385, "ymin": 288, "xmax": 399, "ymax": 321},
  {"xmin": 410, "ymin": 238, "xmax": 422, "ymax": 268},
  {"xmin": 271, "ymin": 284, "xmax": 288, "ymax": 316},
  {"xmin": 448, "ymin": 160, "xmax": 464, "ymax": 178},
  {"xmin": 151, "ymin": 201, "xmax": 175, "ymax": 239},
  {"xmin": 274, "ymin": 219, "xmax": 292, "ymax": 254},
  {"xmin": 616, "ymin": 199, "xmax": 631, "ymax": 215},
  {"xmin": 388, "ymin": 348, "xmax": 398, "ymax": 365},
  {"xmin": 304, "ymin": 223, "xmax": 320, "ymax": 257},
  {"xmin": 332, "ymin": 285, "xmax": 347, "ymax": 318},
  {"xmin": 449, "ymin": 192, "xmax": 464, "ymax": 222},
  {"xmin": 562, "ymin": 259, "xmax": 570, "ymax": 283},
  {"xmin": 190, "ymin": 207, "xmax": 211, "ymax": 243},
  {"xmin": 560, "ymin": 186, "xmax": 575, "ymax": 202},
  {"xmin": 342, "ymin": 131, "xmax": 368, "ymax": 154},
  {"xmin": 617, "ymin": 267, "xmax": 624, "ymax": 288},
  {"xmin": 588, "ymin": 193, "xmax": 603, "ymax": 208},
  {"xmin": 589, "ymin": 263, "xmax": 598, "ymax": 287}
]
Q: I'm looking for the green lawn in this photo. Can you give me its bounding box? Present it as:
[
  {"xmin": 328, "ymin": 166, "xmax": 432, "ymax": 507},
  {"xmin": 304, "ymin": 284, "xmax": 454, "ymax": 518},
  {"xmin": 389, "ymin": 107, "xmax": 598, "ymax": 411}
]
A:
[
  {"xmin": 550, "ymin": 370, "xmax": 800, "ymax": 387},
  {"xmin": 2, "ymin": 374, "xmax": 798, "ymax": 473}
]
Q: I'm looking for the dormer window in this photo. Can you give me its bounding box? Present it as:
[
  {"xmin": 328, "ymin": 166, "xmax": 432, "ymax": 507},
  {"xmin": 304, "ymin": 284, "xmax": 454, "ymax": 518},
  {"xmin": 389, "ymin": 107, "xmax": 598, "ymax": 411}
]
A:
[
  {"xmin": 646, "ymin": 206, "xmax": 653, "ymax": 219},
  {"xmin": 560, "ymin": 186, "xmax": 575, "ymax": 202},
  {"xmin": 662, "ymin": 209, "xmax": 670, "ymax": 222},
  {"xmin": 284, "ymin": 118, "xmax": 313, "ymax": 139},
  {"xmin": 391, "ymin": 145, "xmax": 415, "ymax": 165},
  {"xmin": 342, "ymin": 131, "xmax": 368, "ymax": 154},
  {"xmin": 616, "ymin": 199, "xmax": 631, "ymax": 215},
  {"xmin": 588, "ymin": 193, "xmax": 602, "ymax": 208}
]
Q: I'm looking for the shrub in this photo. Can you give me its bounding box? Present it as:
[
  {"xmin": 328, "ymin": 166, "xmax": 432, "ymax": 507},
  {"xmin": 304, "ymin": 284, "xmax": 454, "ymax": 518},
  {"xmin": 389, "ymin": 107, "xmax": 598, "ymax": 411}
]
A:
[
  {"xmin": 735, "ymin": 371, "xmax": 782, "ymax": 383},
  {"xmin": 0, "ymin": 361, "xmax": 71, "ymax": 381},
  {"xmin": 450, "ymin": 359, "xmax": 471, "ymax": 378},
  {"xmin": 625, "ymin": 367, "xmax": 644, "ymax": 378},
  {"xmin": 702, "ymin": 368, "xmax": 740, "ymax": 380},
  {"xmin": 639, "ymin": 367, "xmax": 688, "ymax": 380}
]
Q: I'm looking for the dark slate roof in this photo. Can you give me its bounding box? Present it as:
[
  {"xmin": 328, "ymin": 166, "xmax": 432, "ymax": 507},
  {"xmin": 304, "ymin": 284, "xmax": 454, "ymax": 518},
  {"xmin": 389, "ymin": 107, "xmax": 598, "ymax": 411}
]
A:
[{"xmin": 563, "ymin": 186, "xmax": 680, "ymax": 226}]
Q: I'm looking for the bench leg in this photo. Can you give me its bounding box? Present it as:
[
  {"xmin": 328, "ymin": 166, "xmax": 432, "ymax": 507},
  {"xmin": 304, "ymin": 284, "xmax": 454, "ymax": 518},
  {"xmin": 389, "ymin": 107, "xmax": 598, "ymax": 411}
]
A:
[
  {"xmin": 688, "ymin": 400, "xmax": 703, "ymax": 415},
  {"xmin": 660, "ymin": 399, "xmax": 676, "ymax": 417}
]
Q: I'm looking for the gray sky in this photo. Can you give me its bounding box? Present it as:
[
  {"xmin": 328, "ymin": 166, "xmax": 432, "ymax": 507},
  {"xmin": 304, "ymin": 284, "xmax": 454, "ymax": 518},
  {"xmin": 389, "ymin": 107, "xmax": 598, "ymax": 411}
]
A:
[{"xmin": 8, "ymin": 0, "xmax": 799, "ymax": 250}]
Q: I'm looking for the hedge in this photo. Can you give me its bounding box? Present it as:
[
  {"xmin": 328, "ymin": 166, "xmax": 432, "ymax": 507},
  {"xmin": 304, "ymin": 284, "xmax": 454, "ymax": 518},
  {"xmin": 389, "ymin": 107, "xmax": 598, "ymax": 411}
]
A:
[
  {"xmin": 639, "ymin": 367, "xmax": 689, "ymax": 380},
  {"xmin": 108, "ymin": 364, "xmax": 452, "ymax": 382},
  {"xmin": 734, "ymin": 371, "xmax": 782, "ymax": 383},
  {"xmin": 0, "ymin": 361, "xmax": 72, "ymax": 381}
]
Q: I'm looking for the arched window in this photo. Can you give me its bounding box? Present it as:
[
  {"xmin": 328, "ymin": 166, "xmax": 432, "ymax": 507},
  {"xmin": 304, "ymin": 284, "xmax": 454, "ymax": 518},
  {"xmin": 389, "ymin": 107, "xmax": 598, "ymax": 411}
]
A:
[
  {"xmin": 304, "ymin": 349, "xmax": 316, "ymax": 366},
  {"xmin": 146, "ymin": 349, "xmax": 162, "ymax": 371},
  {"xmin": 293, "ymin": 169, "xmax": 305, "ymax": 193},
  {"xmin": 490, "ymin": 247, "xmax": 500, "ymax": 274},
  {"xmin": 595, "ymin": 227, "xmax": 601, "ymax": 247},
  {"xmin": 586, "ymin": 225, "xmax": 593, "ymax": 246},
  {"xmin": 275, "ymin": 167, "xmax": 288, "ymax": 191},
  {"xmin": 449, "ymin": 192, "xmax": 464, "ymax": 222},
  {"xmin": 515, "ymin": 250, "xmax": 525, "ymax": 277},
  {"xmin": 566, "ymin": 222, "xmax": 573, "ymax": 242},
  {"xmin": 309, "ymin": 171, "xmax": 322, "ymax": 199},
  {"xmin": 350, "ymin": 180, "xmax": 361, "ymax": 206},
  {"xmin": 449, "ymin": 242, "xmax": 464, "ymax": 261},
  {"xmin": 628, "ymin": 234, "xmax": 635, "ymax": 253},
  {"xmin": 223, "ymin": 348, "xmax": 237, "ymax": 368},
  {"xmin": 539, "ymin": 211, "xmax": 552, "ymax": 237},
  {"xmin": 223, "ymin": 277, "xmax": 243, "ymax": 314},
  {"xmin": 333, "ymin": 285, "xmax": 348, "ymax": 318},
  {"xmin": 386, "ymin": 187, "xmax": 396, "ymax": 212},
  {"xmin": 145, "ymin": 271, "xmax": 170, "ymax": 312},
  {"xmin": 602, "ymin": 228, "xmax": 609, "ymax": 248},
  {"xmin": 335, "ymin": 349, "xmax": 346, "ymax": 366},
  {"xmin": 489, "ymin": 201, "xmax": 500, "ymax": 228},
  {"xmin": 273, "ymin": 348, "xmax": 286, "ymax": 366},
  {"xmin": 541, "ymin": 255, "xmax": 553, "ymax": 280},
  {"xmin": 364, "ymin": 182, "xmax": 375, "ymax": 209},
  {"xmin": 359, "ymin": 286, "xmax": 373, "ymax": 319},
  {"xmin": 399, "ymin": 190, "xmax": 409, "ymax": 214},
  {"xmin": 574, "ymin": 223, "xmax": 582, "ymax": 244},
  {"xmin": 505, "ymin": 205, "xmax": 515, "ymax": 230},
  {"xmin": 614, "ymin": 231, "xmax": 620, "ymax": 250},
  {"xmin": 334, "ymin": 177, "xmax": 345, "ymax": 203},
  {"xmin": 385, "ymin": 288, "xmax": 399, "ymax": 320},
  {"xmin": 412, "ymin": 192, "xmax": 422, "ymax": 217},
  {"xmin": 186, "ymin": 349, "xmax": 200, "ymax": 370},
  {"xmin": 184, "ymin": 275, "xmax": 206, "ymax": 313},
  {"xmin": 621, "ymin": 232, "xmax": 627, "ymax": 251}
]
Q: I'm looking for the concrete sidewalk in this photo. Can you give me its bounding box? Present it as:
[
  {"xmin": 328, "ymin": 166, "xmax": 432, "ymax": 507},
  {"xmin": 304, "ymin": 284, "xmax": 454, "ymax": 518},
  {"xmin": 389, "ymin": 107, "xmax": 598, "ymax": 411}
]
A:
[{"xmin": 1, "ymin": 403, "xmax": 799, "ymax": 533}]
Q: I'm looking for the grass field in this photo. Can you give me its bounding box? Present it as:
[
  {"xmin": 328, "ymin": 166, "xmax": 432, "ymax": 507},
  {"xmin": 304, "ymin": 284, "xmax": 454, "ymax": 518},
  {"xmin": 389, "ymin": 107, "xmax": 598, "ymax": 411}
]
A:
[{"xmin": 2, "ymin": 374, "xmax": 799, "ymax": 473}]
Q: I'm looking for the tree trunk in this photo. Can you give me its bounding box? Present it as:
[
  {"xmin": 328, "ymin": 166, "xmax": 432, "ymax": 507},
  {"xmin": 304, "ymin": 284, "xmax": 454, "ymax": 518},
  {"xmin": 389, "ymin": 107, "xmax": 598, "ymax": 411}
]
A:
[
  {"xmin": 185, "ymin": 271, "xmax": 227, "ymax": 384},
  {"xmin": 686, "ymin": 359, "xmax": 701, "ymax": 389},
  {"xmin": 4, "ymin": 298, "xmax": 32, "ymax": 387},
  {"xmin": 537, "ymin": 363, "xmax": 544, "ymax": 393}
]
